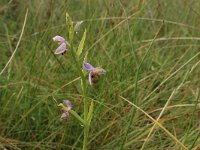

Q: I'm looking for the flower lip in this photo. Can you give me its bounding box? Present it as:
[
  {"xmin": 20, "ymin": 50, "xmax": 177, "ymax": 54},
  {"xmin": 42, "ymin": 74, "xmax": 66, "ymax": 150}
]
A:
[{"xmin": 61, "ymin": 112, "xmax": 69, "ymax": 120}]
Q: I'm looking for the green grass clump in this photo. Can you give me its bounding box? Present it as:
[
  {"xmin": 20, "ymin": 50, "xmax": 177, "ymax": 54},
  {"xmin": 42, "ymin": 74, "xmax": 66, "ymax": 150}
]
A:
[{"xmin": 0, "ymin": 0, "xmax": 200, "ymax": 149}]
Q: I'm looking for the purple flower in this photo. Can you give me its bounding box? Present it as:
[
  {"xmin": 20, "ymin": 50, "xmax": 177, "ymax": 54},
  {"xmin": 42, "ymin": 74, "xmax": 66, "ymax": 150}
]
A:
[
  {"xmin": 83, "ymin": 62, "xmax": 106, "ymax": 85},
  {"xmin": 52, "ymin": 36, "xmax": 69, "ymax": 55},
  {"xmin": 61, "ymin": 100, "xmax": 72, "ymax": 120}
]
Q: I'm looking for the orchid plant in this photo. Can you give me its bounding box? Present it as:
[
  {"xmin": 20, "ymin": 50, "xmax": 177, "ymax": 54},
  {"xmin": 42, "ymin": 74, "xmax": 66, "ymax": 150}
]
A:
[{"xmin": 53, "ymin": 13, "xmax": 106, "ymax": 150}]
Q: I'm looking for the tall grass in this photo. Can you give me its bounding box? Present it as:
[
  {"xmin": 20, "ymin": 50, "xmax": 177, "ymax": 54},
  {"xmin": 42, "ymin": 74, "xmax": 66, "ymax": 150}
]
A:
[{"xmin": 0, "ymin": 0, "xmax": 200, "ymax": 149}]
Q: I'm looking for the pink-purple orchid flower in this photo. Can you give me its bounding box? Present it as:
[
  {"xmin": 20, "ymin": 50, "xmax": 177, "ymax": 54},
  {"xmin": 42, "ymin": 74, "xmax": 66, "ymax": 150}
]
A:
[
  {"xmin": 83, "ymin": 62, "xmax": 106, "ymax": 85},
  {"xmin": 52, "ymin": 36, "xmax": 69, "ymax": 55},
  {"xmin": 61, "ymin": 100, "xmax": 72, "ymax": 120}
]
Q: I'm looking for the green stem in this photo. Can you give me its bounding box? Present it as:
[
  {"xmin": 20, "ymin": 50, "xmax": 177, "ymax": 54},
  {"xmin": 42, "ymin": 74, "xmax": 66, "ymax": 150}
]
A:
[
  {"xmin": 69, "ymin": 36, "xmax": 89, "ymax": 150},
  {"xmin": 82, "ymin": 78, "xmax": 89, "ymax": 150}
]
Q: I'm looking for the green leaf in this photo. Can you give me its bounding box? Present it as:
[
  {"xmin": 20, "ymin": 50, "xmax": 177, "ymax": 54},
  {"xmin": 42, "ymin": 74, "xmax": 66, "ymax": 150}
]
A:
[
  {"xmin": 66, "ymin": 12, "xmax": 73, "ymax": 26},
  {"xmin": 77, "ymin": 29, "xmax": 87, "ymax": 58},
  {"xmin": 83, "ymin": 50, "xmax": 88, "ymax": 63},
  {"xmin": 66, "ymin": 12, "xmax": 74, "ymax": 42},
  {"xmin": 69, "ymin": 110, "xmax": 85, "ymax": 126},
  {"xmin": 69, "ymin": 24, "xmax": 74, "ymax": 42},
  {"xmin": 87, "ymin": 101, "xmax": 94, "ymax": 126}
]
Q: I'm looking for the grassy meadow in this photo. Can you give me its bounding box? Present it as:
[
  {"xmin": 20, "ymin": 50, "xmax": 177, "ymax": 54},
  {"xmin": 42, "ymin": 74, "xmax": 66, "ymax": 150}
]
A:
[{"xmin": 0, "ymin": 0, "xmax": 200, "ymax": 149}]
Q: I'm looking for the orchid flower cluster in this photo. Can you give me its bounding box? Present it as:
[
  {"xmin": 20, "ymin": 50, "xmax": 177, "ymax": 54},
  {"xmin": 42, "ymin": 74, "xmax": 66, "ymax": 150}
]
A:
[
  {"xmin": 53, "ymin": 35, "xmax": 106, "ymax": 87},
  {"xmin": 52, "ymin": 13, "xmax": 106, "ymax": 150}
]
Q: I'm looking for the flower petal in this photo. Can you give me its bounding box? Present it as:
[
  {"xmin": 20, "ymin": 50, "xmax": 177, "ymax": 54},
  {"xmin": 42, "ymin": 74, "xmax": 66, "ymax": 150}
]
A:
[
  {"xmin": 53, "ymin": 36, "xmax": 65, "ymax": 43},
  {"xmin": 97, "ymin": 68, "xmax": 106, "ymax": 75},
  {"xmin": 89, "ymin": 72, "xmax": 93, "ymax": 85},
  {"xmin": 83, "ymin": 63, "xmax": 95, "ymax": 71},
  {"xmin": 63, "ymin": 100, "xmax": 72, "ymax": 110},
  {"xmin": 61, "ymin": 112, "xmax": 69, "ymax": 120},
  {"xmin": 54, "ymin": 43, "xmax": 67, "ymax": 54},
  {"xmin": 92, "ymin": 67, "xmax": 106, "ymax": 75},
  {"xmin": 74, "ymin": 21, "xmax": 83, "ymax": 33}
]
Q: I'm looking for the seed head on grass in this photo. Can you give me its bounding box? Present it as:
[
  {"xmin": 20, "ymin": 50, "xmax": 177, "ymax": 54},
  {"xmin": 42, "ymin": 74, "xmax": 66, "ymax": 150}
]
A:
[
  {"xmin": 83, "ymin": 62, "xmax": 106, "ymax": 85},
  {"xmin": 52, "ymin": 36, "xmax": 69, "ymax": 55}
]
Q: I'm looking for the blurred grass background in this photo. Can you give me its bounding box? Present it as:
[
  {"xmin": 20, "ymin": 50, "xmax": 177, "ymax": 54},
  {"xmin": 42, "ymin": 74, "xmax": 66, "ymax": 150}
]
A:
[{"xmin": 0, "ymin": 0, "xmax": 200, "ymax": 149}]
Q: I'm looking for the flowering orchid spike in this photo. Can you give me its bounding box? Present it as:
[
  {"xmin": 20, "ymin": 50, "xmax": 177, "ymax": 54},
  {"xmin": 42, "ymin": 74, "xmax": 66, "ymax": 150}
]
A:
[
  {"xmin": 83, "ymin": 62, "xmax": 106, "ymax": 85},
  {"xmin": 52, "ymin": 35, "xmax": 68, "ymax": 55}
]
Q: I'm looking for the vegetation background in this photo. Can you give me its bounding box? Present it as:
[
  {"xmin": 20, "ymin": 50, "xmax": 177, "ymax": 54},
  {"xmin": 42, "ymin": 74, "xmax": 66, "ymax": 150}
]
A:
[{"xmin": 0, "ymin": 0, "xmax": 200, "ymax": 149}]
